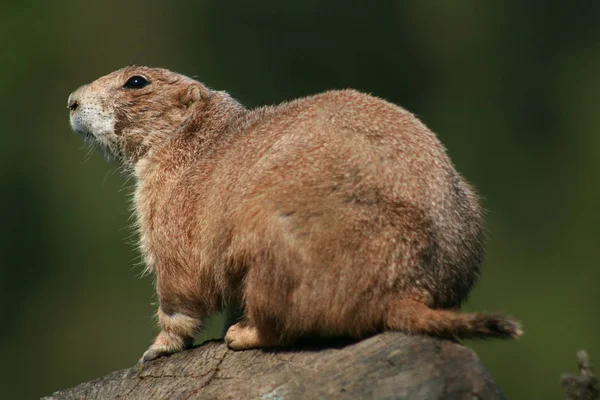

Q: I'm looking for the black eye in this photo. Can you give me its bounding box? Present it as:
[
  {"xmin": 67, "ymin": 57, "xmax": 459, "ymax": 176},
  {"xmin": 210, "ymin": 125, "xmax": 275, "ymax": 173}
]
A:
[{"xmin": 123, "ymin": 75, "xmax": 149, "ymax": 89}]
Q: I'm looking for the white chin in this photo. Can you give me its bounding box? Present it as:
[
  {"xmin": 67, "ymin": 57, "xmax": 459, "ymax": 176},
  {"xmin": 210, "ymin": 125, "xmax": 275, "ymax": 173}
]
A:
[
  {"xmin": 70, "ymin": 117, "xmax": 92, "ymax": 138},
  {"xmin": 70, "ymin": 112, "xmax": 115, "ymax": 140}
]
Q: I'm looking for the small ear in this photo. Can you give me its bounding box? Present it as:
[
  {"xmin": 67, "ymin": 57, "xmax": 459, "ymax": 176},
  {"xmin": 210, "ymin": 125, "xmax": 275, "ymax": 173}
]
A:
[{"xmin": 181, "ymin": 84, "xmax": 208, "ymax": 108}]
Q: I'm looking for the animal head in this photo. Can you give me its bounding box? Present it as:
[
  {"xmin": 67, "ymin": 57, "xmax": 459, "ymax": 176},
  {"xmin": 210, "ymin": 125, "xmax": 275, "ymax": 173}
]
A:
[{"xmin": 68, "ymin": 66, "xmax": 209, "ymax": 166}]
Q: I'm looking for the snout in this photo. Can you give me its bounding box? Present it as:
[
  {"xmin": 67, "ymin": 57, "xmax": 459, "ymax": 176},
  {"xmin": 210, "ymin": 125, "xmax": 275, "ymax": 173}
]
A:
[{"xmin": 67, "ymin": 83, "xmax": 116, "ymax": 143}]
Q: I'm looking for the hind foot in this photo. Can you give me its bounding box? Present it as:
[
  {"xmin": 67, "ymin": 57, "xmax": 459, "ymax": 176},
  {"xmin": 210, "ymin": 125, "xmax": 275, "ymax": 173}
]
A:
[{"xmin": 224, "ymin": 323, "xmax": 277, "ymax": 350}]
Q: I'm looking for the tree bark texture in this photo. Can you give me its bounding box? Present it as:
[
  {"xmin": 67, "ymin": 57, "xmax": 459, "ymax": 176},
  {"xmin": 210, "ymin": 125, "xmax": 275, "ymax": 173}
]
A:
[{"xmin": 43, "ymin": 332, "xmax": 506, "ymax": 400}]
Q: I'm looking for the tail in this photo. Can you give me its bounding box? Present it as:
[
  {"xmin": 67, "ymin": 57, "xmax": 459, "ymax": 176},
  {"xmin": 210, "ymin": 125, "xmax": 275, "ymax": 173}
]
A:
[{"xmin": 385, "ymin": 299, "xmax": 522, "ymax": 339}]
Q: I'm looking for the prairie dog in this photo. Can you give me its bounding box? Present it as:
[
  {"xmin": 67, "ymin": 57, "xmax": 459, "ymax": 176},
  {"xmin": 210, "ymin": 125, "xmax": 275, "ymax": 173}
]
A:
[{"xmin": 67, "ymin": 66, "xmax": 521, "ymax": 363}]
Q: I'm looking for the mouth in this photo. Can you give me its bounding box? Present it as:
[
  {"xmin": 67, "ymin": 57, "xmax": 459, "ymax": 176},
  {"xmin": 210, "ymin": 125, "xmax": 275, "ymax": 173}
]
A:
[
  {"xmin": 69, "ymin": 116, "xmax": 93, "ymax": 139},
  {"xmin": 67, "ymin": 103, "xmax": 117, "ymax": 162}
]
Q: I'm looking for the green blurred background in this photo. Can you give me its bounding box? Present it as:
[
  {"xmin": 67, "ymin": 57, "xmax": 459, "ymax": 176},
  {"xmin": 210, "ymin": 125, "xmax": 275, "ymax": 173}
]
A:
[{"xmin": 1, "ymin": 1, "xmax": 598, "ymax": 399}]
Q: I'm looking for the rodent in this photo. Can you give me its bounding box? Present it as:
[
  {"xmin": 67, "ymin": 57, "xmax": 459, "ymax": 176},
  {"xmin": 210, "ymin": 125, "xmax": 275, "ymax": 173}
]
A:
[{"xmin": 67, "ymin": 66, "xmax": 522, "ymax": 363}]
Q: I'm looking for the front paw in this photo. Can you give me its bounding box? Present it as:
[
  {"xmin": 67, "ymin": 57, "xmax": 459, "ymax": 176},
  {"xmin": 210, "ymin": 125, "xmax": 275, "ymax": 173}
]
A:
[
  {"xmin": 139, "ymin": 344, "xmax": 175, "ymax": 364},
  {"xmin": 138, "ymin": 331, "xmax": 194, "ymax": 364}
]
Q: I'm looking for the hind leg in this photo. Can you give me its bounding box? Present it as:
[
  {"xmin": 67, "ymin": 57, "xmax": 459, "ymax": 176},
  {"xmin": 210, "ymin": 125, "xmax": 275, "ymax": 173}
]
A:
[{"xmin": 224, "ymin": 265, "xmax": 300, "ymax": 350}]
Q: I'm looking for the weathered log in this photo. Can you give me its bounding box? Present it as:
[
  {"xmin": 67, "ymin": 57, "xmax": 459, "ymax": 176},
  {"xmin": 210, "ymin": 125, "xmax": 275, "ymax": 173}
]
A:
[{"xmin": 43, "ymin": 332, "xmax": 506, "ymax": 399}]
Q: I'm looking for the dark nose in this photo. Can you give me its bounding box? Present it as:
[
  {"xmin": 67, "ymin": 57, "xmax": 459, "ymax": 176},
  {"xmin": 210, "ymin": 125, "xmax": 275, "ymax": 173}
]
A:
[
  {"xmin": 67, "ymin": 94, "xmax": 78, "ymax": 111},
  {"xmin": 68, "ymin": 85, "xmax": 90, "ymax": 112}
]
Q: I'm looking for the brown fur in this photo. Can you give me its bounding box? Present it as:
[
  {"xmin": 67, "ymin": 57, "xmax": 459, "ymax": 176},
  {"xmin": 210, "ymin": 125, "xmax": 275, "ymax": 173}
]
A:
[{"xmin": 68, "ymin": 66, "xmax": 521, "ymax": 363}]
